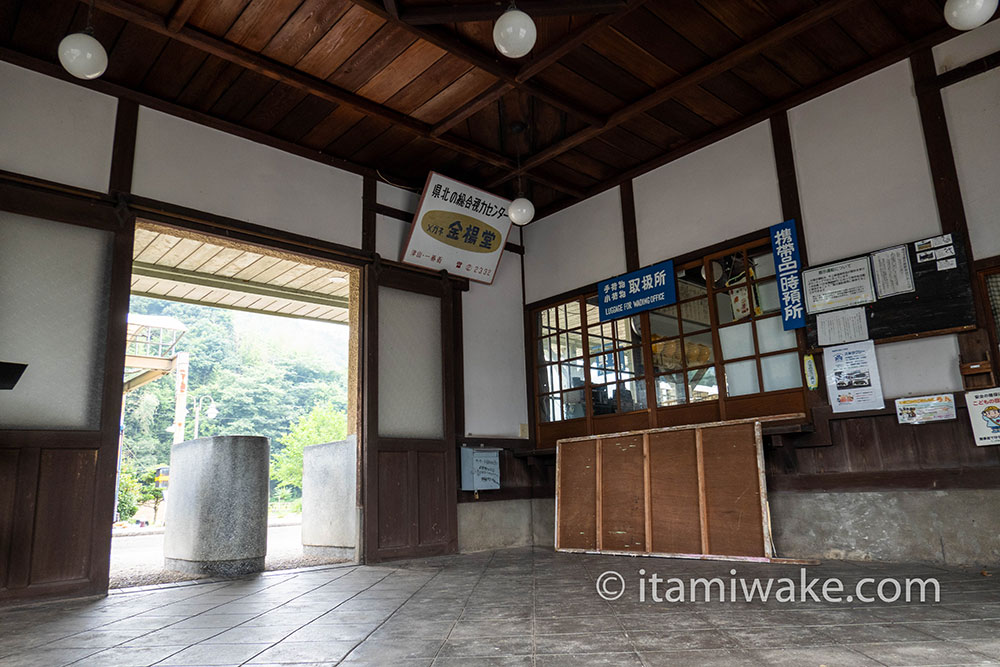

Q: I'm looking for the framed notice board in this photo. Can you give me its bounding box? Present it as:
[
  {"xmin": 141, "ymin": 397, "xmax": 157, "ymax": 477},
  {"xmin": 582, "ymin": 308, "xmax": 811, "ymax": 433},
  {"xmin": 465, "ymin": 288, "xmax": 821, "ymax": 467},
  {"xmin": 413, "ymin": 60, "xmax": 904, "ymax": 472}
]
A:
[{"xmin": 805, "ymin": 232, "xmax": 975, "ymax": 346}]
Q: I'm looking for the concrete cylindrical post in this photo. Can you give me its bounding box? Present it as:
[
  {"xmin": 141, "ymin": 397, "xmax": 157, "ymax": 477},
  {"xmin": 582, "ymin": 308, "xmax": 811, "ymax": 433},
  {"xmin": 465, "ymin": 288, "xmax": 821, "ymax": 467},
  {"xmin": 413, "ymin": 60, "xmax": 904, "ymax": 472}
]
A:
[
  {"xmin": 301, "ymin": 435, "xmax": 358, "ymax": 560},
  {"xmin": 163, "ymin": 435, "xmax": 269, "ymax": 576}
]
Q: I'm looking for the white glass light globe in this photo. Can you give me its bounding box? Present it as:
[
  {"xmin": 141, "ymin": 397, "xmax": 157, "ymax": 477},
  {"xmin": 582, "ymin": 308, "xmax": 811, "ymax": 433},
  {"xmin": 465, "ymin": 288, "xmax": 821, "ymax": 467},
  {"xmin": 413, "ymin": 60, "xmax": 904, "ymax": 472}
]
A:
[
  {"xmin": 508, "ymin": 197, "xmax": 535, "ymax": 225},
  {"xmin": 493, "ymin": 8, "xmax": 537, "ymax": 59},
  {"xmin": 58, "ymin": 31, "xmax": 108, "ymax": 80},
  {"xmin": 944, "ymin": 0, "xmax": 998, "ymax": 30}
]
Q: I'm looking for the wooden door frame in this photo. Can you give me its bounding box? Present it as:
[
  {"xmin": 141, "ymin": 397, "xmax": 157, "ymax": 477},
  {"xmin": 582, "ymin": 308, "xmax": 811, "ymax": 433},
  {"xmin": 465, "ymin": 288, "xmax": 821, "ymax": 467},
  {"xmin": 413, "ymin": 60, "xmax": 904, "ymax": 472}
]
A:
[
  {"xmin": 0, "ymin": 179, "xmax": 134, "ymax": 601},
  {"xmin": 362, "ymin": 261, "xmax": 460, "ymax": 562}
]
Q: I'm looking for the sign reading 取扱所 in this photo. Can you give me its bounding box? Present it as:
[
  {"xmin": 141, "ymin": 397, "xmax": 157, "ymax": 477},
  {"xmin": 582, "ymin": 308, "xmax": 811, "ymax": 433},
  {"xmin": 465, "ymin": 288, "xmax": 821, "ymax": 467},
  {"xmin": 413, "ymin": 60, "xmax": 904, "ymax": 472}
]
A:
[
  {"xmin": 400, "ymin": 172, "xmax": 512, "ymax": 284},
  {"xmin": 769, "ymin": 219, "xmax": 805, "ymax": 330},
  {"xmin": 966, "ymin": 387, "xmax": 1000, "ymax": 447},
  {"xmin": 598, "ymin": 260, "xmax": 676, "ymax": 322}
]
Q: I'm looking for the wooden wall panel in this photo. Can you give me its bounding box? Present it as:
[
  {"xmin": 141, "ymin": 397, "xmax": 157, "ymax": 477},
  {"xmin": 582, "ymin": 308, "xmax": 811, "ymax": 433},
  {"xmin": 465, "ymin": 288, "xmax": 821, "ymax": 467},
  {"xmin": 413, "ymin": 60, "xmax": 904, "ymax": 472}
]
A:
[
  {"xmin": 701, "ymin": 424, "xmax": 765, "ymax": 557},
  {"xmin": 0, "ymin": 449, "xmax": 19, "ymax": 590},
  {"xmin": 647, "ymin": 430, "xmax": 700, "ymax": 554},
  {"xmin": 556, "ymin": 439, "xmax": 597, "ymax": 550},
  {"xmin": 599, "ymin": 435, "xmax": 645, "ymax": 552},
  {"xmin": 417, "ymin": 451, "xmax": 448, "ymax": 546},
  {"xmin": 30, "ymin": 449, "xmax": 98, "ymax": 585}
]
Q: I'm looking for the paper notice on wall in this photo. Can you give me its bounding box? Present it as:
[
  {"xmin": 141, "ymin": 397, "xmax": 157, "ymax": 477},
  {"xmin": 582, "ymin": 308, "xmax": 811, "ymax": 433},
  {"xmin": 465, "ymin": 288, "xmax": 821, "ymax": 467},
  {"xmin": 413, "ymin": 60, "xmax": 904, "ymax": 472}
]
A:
[
  {"xmin": 937, "ymin": 258, "xmax": 957, "ymax": 271},
  {"xmin": 817, "ymin": 306, "xmax": 869, "ymax": 346},
  {"xmin": 871, "ymin": 245, "xmax": 914, "ymax": 298},
  {"xmin": 895, "ymin": 394, "xmax": 956, "ymax": 425},
  {"xmin": 802, "ymin": 257, "xmax": 875, "ymax": 314},
  {"xmin": 824, "ymin": 340, "xmax": 884, "ymax": 413},
  {"xmin": 914, "ymin": 233, "xmax": 953, "ymax": 252},
  {"xmin": 966, "ymin": 387, "xmax": 1000, "ymax": 446}
]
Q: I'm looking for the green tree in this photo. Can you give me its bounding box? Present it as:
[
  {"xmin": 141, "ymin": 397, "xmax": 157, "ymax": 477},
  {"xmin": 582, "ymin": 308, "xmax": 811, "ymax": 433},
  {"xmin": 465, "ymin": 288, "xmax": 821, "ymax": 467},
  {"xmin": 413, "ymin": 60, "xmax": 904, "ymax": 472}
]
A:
[
  {"xmin": 117, "ymin": 466, "xmax": 140, "ymax": 522},
  {"xmin": 137, "ymin": 467, "xmax": 166, "ymax": 524},
  {"xmin": 271, "ymin": 403, "xmax": 348, "ymax": 496}
]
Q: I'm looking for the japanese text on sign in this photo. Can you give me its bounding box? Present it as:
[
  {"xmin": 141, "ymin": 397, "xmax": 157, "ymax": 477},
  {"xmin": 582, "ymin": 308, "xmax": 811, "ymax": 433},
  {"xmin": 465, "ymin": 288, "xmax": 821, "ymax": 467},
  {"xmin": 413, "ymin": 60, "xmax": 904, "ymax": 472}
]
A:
[
  {"xmin": 597, "ymin": 260, "xmax": 676, "ymax": 322},
  {"xmin": 769, "ymin": 219, "xmax": 805, "ymax": 330}
]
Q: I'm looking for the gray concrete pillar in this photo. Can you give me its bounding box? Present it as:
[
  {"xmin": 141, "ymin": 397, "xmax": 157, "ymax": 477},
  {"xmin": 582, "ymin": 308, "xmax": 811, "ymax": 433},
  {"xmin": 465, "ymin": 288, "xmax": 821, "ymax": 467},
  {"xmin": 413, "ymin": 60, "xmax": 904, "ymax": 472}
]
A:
[
  {"xmin": 163, "ymin": 435, "xmax": 270, "ymax": 576},
  {"xmin": 301, "ymin": 435, "xmax": 358, "ymax": 560}
]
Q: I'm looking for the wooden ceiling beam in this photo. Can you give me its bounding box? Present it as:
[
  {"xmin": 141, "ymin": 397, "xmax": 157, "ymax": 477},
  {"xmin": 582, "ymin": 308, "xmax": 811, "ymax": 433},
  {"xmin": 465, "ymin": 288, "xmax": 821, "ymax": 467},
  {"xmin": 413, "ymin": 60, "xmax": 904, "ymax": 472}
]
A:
[
  {"xmin": 347, "ymin": 0, "xmax": 605, "ymax": 128},
  {"xmin": 165, "ymin": 0, "xmax": 202, "ymax": 32},
  {"xmin": 430, "ymin": 81, "xmax": 513, "ymax": 137},
  {"xmin": 399, "ymin": 0, "xmax": 627, "ymax": 25},
  {"xmin": 83, "ymin": 0, "xmax": 526, "ymax": 174},
  {"xmin": 383, "ymin": 0, "xmax": 399, "ymax": 19},
  {"xmin": 489, "ymin": 0, "xmax": 867, "ymax": 188}
]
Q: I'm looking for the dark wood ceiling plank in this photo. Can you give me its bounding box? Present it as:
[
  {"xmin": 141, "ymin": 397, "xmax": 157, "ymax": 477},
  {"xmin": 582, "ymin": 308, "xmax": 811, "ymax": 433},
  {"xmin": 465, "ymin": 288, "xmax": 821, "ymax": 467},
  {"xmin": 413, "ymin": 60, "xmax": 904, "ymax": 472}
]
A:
[
  {"xmin": 532, "ymin": 159, "xmax": 599, "ymax": 190},
  {"xmin": 399, "ymin": 0, "xmax": 626, "ymax": 25},
  {"xmin": 598, "ymin": 126, "xmax": 661, "ymax": 161},
  {"xmin": 301, "ymin": 105, "xmax": 365, "ymax": 149},
  {"xmin": 175, "ymin": 56, "xmax": 244, "ymax": 110},
  {"xmin": 833, "ymin": 3, "xmax": 907, "ymax": 56},
  {"xmin": 875, "ymin": 0, "xmax": 946, "ymax": 39},
  {"xmin": 500, "ymin": 89, "xmax": 532, "ymax": 156},
  {"xmin": 86, "ymin": 0, "xmax": 524, "ymax": 174},
  {"xmin": 532, "ymin": 99, "xmax": 565, "ymax": 150},
  {"xmin": 793, "ymin": 23, "xmax": 870, "ymax": 72},
  {"xmin": 464, "ymin": 96, "xmax": 502, "ymax": 153},
  {"xmin": 223, "ymin": 0, "xmax": 304, "ymax": 51},
  {"xmin": 533, "ymin": 63, "xmax": 625, "ymax": 115},
  {"xmin": 10, "ymin": 0, "xmax": 78, "ymax": 57},
  {"xmin": 516, "ymin": 0, "xmax": 648, "ymax": 82},
  {"xmin": 554, "ymin": 149, "xmax": 617, "ymax": 182},
  {"xmin": 729, "ymin": 56, "xmax": 802, "ymax": 100},
  {"xmin": 558, "ymin": 45, "xmax": 652, "ymax": 103},
  {"xmin": 326, "ymin": 116, "xmax": 393, "ymax": 156},
  {"xmin": 352, "ymin": 124, "xmax": 419, "ymax": 164},
  {"xmin": 410, "ymin": 67, "xmax": 498, "ymax": 124},
  {"xmin": 326, "ymin": 22, "xmax": 417, "ymax": 92},
  {"xmin": 166, "ymin": 0, "xmax": 202, "ymax": 31},
  {"xmin": 105, "ymin": 22, "xmax": 170, "ymax": 87},
  {"xmin": 611, "ymin": 8, "xmax": 708, "ymax": 75},
  {"xmin": 0, "ymin": 0, "xmax": 24, "ymax": 43},
  {"xmin": 187, "ymin": 0, "xmax": 250, "ymax": 34},
  {"xmin": 489, "ymin": 0, "xmax": 865, "ymax": 188},
  {"xmin": 428, "ymin": 80, "xmax": 511, "ymax": 137},
  {"xmin": 353, "ymin": 39, "xmax": 446, "ymax": 103},
  {"xmin": 575, "ymin": 137, "xmax": 640, "ymax": 170},
  {"xmin": 383, "ymin": 0, "xmax": 398, "ymax": 19},
  {"xmin": 140, "ymin": 39, "xmax": 209, "ymax": 100},
  {"xmin": 385, "ymin": 54, "xmax": 472, "ymax": 115},
  {"xmin": 270, "ymin": 95, "xmax": 338, "ymax": 142},
  {"xmin": 585, "ymin": 27, "xmax": 675, "ymax": 88},
  {"xmin": 620, "ymin": 114, "xmax": 685, "ymax": 150},
  {"xmin": 209, "ymin": 70, "xmax": 278, "ymax": 121},
  {"xmin": 646, "ymin": 95, "xmax": 720, "ymax": 134},
  {"xmin": 260, "ymin": 0, "xmax": 353, "ymax": 65},
  {"xmin": 698, "ymin": 71, "xmax": 769, "ymax": 116},
  {"xmin": 294, "ymin": 5, "xmax": 385, "ymax": 79},
  {"xmin": 241, "ymin": 83, "xmax": 309, "ymax": 131}
]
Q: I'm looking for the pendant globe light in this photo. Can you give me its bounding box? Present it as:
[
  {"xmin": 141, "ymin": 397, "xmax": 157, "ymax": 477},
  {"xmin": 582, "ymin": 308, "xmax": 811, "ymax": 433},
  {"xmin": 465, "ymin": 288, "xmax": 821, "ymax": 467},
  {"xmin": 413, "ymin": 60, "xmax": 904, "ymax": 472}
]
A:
[
  {"xmin": 58, "ymin": 0, "xmax": 107, "ymax": 80},
  {"xmin": 493, "ymin": 2, "xmax": 537, "ymax": 59},
  {"xmin": 507, "ymin": 122, "xmax": 535, "ymax": 226},
  {"xmin": 943, "ymin": 0, "xmax": 998, "ymax": 30}
]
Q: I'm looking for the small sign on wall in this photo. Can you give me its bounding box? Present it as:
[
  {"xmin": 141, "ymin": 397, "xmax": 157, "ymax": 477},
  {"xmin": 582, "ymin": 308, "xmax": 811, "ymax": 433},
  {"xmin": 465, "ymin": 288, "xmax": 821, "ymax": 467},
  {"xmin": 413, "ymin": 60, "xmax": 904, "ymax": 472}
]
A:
[
  {"xmin": 597, "ymin": 260, "xmax": 676, "ymax": 322},
  {"xmin": 895, "ymin": 394, "xmax": 956, "ymax": 425},
  {"xmin": 400, "ymin": 172, "xmax": 512, "ymax": 285},
  {"xmin": 966, "ymin": 388, "xmax": 1000, "ymax": 446}
]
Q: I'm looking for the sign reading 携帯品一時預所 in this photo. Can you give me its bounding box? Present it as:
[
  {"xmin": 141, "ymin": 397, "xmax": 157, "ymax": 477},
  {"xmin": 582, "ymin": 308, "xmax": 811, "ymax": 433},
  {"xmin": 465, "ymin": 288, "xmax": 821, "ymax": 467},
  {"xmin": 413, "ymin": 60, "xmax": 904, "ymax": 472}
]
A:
[{"xmin": 400, "ymin": 172, "xmax": 513, "ymax": 285}]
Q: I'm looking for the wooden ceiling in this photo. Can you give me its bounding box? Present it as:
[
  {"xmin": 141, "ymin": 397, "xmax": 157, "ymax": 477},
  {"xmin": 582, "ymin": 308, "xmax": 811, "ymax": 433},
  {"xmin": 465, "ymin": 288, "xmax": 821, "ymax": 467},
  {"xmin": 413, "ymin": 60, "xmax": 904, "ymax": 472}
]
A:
[{"xmin": 1, "ymin": 0, "xmax": 957, "ymax": 217}]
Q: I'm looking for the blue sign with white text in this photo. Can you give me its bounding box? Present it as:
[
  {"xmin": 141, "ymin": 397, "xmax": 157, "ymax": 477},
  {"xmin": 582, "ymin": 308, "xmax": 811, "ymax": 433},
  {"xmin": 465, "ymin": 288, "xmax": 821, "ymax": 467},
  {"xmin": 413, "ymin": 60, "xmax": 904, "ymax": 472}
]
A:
[
  {"xmin": 770, "ymin": 219, "xmax": 806, "ymax": 330},
  {"xmin": 598, "ymin": 260, "xmax": 676, "ymax": 322}
]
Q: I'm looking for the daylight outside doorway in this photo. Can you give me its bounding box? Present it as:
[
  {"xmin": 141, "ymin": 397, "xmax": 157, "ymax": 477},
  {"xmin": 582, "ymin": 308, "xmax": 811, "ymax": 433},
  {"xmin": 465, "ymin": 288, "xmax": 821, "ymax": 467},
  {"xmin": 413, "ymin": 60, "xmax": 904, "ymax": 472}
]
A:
[{"xmin": 110, "ymin": 221, "xmax": 361, "ymax": 588}]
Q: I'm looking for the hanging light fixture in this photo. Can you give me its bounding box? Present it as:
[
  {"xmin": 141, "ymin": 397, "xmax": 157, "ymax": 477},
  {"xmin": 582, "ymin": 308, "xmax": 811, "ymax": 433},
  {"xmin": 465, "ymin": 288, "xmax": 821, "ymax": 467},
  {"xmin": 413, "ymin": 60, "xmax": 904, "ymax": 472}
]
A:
[
  {"xmin": 58, "ymin": 0, "xmax": 108, "ymax": 80},
  {"xmin": 507, "ymin": 122, "xmax": 534, "ymax": 226},
  {"xmin": 493, "ymin": 2, "xmax": 537, "ymax": 59},
  {"xmin": 943, "ymin": 0, "xmax": 998, "ymax": 30}
]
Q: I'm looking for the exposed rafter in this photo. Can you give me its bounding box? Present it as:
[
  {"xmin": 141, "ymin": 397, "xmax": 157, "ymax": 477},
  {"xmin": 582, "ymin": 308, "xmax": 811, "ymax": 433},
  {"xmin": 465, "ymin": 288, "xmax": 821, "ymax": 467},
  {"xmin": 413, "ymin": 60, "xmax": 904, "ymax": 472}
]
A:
[
  {"xmin": 165, "ymin": 0, "xmax": 201, "ymax": 32},
  {"xmin": 399, "ymin": 0, "xmax": 627, "ymax": 25},
  {"xmin": 488, "ymin": 0, "xmax": 867, "ymax": 188}
]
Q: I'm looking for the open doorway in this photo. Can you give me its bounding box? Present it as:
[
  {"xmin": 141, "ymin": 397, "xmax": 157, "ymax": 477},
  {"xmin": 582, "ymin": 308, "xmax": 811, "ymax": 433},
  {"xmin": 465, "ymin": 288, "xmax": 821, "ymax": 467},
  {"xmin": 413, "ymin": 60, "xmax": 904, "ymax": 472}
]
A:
[{"xmin": 110, "ymin": 221, "xmax": 361, "ymax": 588}]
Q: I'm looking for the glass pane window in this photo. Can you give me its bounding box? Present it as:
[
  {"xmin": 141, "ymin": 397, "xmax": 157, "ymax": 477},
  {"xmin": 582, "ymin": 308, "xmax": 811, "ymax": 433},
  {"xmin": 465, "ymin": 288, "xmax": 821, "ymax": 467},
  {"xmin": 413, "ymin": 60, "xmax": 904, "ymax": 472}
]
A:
[
  {"xmin": 749, "ymin": 248, "xmax": 775, "ymax": 279},
  {"xmin": 688, "ymin": 367, "xmax": 719, "ymax": 402},
  {"xmin": 618, "ymin": 347, "xmax": 644, "ymax": 377},
  {"xmin": 755, "ymin": 279, "xmax": 780, "ymax": 315},
  {"xmin": 649, "ymin": 305, "xmax": 680, "ymax": 339},
  {"xmin": 592, "ymin": 384, "xmax": 616, "ymax": 415},
  {"xmin": 652, "ymin": 339, "xmax": 684, "ymax": 373},
  {"xmin": 614, "ymin": 380, "xmax": 647, "ymax": 413},
  {"xmin": 537, "ymin": 335, "xmax": 558, "ymax": 364},
  {"xmin": 684, "ymin": 332, "xmax": 714, "ymax": 366},
  {"xmin": 560, "ymin": 361, "xmax": 586, "ymax": 392},
  {"xmin": 539, "ymin": 394, "xmax": 561, "ymax": 423},
  {"xmin": 656, "ymin": 373, "xmax": 686, "ymax": 406},
  {"xmin": 560, "ymin": 331, "xmax": 584, "ymax": 360},
  {"xmin": 756, "ymin": 316, "xmax": 797, "ymax": 354},
  {"xmin": 762, "ymin": 352, "xmax": 802, "ymax": 392},
  {"xmin": 563, "ymin": 389, "xmax": 586, "ymax": 420},
  {"xmin": 681, "ymin": 298, "xmax": 712, "ymax": 332},
  {"xmin": 538, "ymin": 364, "xmax": 559, "ymax": 393},
  {"xmin": 725, "ymin": 359, "xmax": 759, "ymax": 397},
  {"xmin": 720, "ymin": 322, "xmax": 754, "ymax": 360}
]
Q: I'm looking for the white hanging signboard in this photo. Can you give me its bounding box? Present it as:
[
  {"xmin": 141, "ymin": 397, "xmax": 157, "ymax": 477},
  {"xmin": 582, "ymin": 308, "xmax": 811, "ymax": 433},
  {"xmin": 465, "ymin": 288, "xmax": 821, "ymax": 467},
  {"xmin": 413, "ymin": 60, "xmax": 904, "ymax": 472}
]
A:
[
  {"xmin": 824, "ymin": 339, "xmax": 885, "ymax": 413},
  {"xmin": 966, "ymin": 387, "xmax": 1000, "ymax": 446},
  {"xmin": 400, "ymin": 172, "xmax": 512, "ymax": 285}
]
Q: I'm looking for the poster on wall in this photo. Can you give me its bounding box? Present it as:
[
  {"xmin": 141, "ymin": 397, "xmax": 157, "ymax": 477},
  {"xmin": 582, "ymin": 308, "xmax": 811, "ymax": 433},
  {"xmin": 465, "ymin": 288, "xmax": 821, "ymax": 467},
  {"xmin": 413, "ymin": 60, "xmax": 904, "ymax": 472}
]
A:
[
  {"xmin": 598, "ymin": 260, "xmax": 677, "ymax": 322},
  {"xmin": 802, "ymin": 257, "xmax": 876, "ymax": 314},
  {"xmin": 966, "ymin": 387, "xmax": 1000, "ymax": 446},
  {"xmin": 400, "ymin": 171, "xmax": 512, "ymax": 285},
  {"xmin": 870, "ymin": 245, "xmax": 914, "ymax": 298},
  {"xmin": 895, "ymin": 394, "xmax": 956, "ymax": 425},
  {"xmin": 816, "ymin": 306, "xmax": 868, "ymax": 346},
  {"xmin": 823, "ymin": 339, "xmax": 884, "ymax": 413}
]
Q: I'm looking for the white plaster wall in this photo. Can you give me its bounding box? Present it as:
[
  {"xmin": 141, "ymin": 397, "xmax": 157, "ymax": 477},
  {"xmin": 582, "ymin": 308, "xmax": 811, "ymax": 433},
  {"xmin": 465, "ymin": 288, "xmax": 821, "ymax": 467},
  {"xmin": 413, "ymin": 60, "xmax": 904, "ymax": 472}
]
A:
[
  {"xmin": 789, "ymin": 61, "xmax": 941, "ymax": 264},
  {"xmin": 522, "ymin": 188, "xmax": 626, "ymax": 303},
  {"xmin": 132, "ymin": 107, "xmax": 363, "ymax": 248},
  {"xmin": 942, "ymin": 68, "xmax": 1000, "ymax": 260},
  {"xmin": 0, "ymin": 62, "xmax": 116, "ymax": 193},
  {"xmin": 933, "ymin": 19, "xmax": 1000, "ymax": 74},
  {"xmin": 873, "ymin": 335, "xmax": 964, "ymax": 398},
  {"xmin": 374, "ymin": 213, "xmax": 410, "ymax": 261},
  {"xmin": 463, "ymin": 249, "xmax": 528, "ymax": 437},
  {"xmin": 377, "ymin": 181, "xmax": 420, "ymax": 213},
  {"xmin": 633, "ymin": 122, "xmax": 783, "ymax": 266}
]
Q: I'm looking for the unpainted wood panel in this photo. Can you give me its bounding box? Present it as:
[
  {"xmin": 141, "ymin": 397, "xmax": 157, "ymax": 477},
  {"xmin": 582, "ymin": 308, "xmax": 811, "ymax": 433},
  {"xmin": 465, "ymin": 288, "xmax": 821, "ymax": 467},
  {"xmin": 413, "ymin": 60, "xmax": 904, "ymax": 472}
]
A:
[
  {"xmin": 876, "ymin": 0, "xmax": 946, "ymax": 39},
  {"xmin": 327, "ymin": 116, "xmax": 393, "ymax": 158},
  {"xmin": 620, "ymin": 115, "xmax": 686, "ymax": 152},
  {"xmin": 188, "ymin": 0, "xmax": 252, "ymax": 35},
  {"xmin": 554, "ymin": 150, "xmax": 616, "ymax": 183},
  {"xmin": 377, "ymin": 450, "xmax": 410, "ymax": 550},
  {"xmin": 417, "ymin": 451, "xmax": 449, "ymax": 546},
  {"xmin": 242, "ymin": 85, "xmax": 310, "ymax": 133},
  {"xmin": 271, "ymin": 96, "xmax": 340, "ymax": 142},
  {"xmin": 559, "ymin": 46, "xmax": 652, "ymax": 105},
  {"xmin": 209, "ymin": 71, "xmax": 277, "ymax": 122},
  {"xmin": 300, "ymin": 106, "xmax": 367, "ymax": 150},
  {"xmin": 295, "ymin": 5, "xmax": 386, "ymax": 80},
  {"xmin": 30, "ymin": 449, "xmax": 98, "ymax": 585},
  {"xmin": 700, "ymin": 423, "xmax": 765, "ymax": 557},
  {"xmin": 648, "ymin": 430, "xmax": 701, "ymax": 554},
  {"xmin": 176, "ymin": 59, "xmax": 246, "ymax": 112},
  {"xmin": 834, "ymin": 4, "xmax": 907, "ymax": 56},
  {"xmin": 141, "ymin": 41, "xmax": 210, "ymax": 102},
  {"xmin": 646, "ymin": 100, "xmax": 715, "ymax": 139},
  {"xmin": 794, "ymin": 24, "xmax": 870, "ymax": 72},
  {"xmin": 328, "ymin": 23, "xmax": 417, "ymax": 93},
  {"xmin": 355, "ymin": 40, "xmax": 446, "ymax": 105},
  {"xmin": 224, "ymin": 0, "xmax": 304, "ymax": 52},
  {"xmin": 576, "ymin": 137, "xmax": 641, "ymax": 171},
  {"xmin": 352, "ymin": 125, "xmax": 416, "ymax": 165},
  {"xmin": 260, "ymin": 0, "xmax": 353, "ymax": 65},
  {"xmin": 533, "ymin": 63, "xmax": 623, "ymax": 116},
  {"xmin": 154, "ymin": 238, "xmax": 204, "ymax": 268},
  {"xmin": 105, "ymin": 23, "xmax": 170, "ymax": 88},
  {"xmin": 10, "ymin": 0, "xmax": 77, "ymax": 57},
  {"xmin": 410, "ymin": 69, "xmax": 497, "ymax": 125},
  {"xmin": 383, "ymin": 55, "xmax": 472, "ymax": 116},
  {"xmin": 0, "ymin": 449, "xmax": 19, "ymax": 590},
  {"xmin": 600, "ymin": 435, "xmax": 646, "ymax": 552},
  {"xmin": 557, "ymin": 440, "xmax": 597, "ymax": 549}
]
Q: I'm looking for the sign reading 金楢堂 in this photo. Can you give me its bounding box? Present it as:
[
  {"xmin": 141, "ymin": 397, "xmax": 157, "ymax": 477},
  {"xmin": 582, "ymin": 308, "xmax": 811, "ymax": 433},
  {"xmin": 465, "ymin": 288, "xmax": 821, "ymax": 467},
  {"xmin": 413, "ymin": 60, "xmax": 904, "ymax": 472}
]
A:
[
  {"xmin": 400, "ymin": 172, "xmax": 513, "ymax": 285},
  {"xmin": 598, "ymin": 260, "xmax": 676, "ymax": 322}
]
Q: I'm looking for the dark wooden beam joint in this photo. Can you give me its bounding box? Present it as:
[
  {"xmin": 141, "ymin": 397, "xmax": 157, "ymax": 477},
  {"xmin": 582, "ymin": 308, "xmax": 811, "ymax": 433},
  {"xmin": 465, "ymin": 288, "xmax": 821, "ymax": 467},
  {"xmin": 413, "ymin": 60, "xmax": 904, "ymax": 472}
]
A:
[
  {"xmin": 109, "ymin": 98, "xmax": 138, "ymax": 196},
  {"xmin": 619, "ymin": 180, "xmax": 639, "ymax": 272},
  {"xmin": 166, "ymin": 0, "xmax": 202, "ymax": 32}
]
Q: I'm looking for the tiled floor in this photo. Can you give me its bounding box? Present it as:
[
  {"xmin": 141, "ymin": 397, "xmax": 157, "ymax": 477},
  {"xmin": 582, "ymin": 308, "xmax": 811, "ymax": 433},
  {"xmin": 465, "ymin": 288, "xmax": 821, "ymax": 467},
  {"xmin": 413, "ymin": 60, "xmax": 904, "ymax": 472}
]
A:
[{"xmin": 2, "ymin": 547, "xmax": 1000, "ymax": 666}]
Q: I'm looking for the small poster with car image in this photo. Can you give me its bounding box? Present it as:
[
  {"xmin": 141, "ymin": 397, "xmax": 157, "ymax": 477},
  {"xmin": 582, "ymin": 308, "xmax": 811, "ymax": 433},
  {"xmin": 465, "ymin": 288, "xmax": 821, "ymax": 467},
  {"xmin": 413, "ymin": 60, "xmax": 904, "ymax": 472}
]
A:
[{"xmin": 824, "ymin": 339, "xmax": 884, "ymax": 413}]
